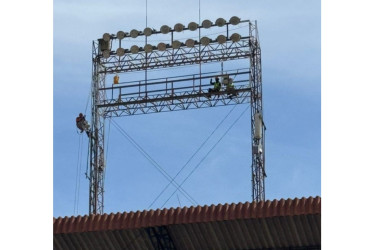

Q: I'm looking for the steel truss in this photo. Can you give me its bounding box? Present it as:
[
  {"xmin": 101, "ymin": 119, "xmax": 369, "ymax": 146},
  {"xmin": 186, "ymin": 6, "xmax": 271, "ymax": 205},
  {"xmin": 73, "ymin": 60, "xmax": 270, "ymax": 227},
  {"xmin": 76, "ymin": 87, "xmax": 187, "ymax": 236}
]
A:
[{"xmin": 89, "ymin": 20, "xmax": 265, "ymax": 214}]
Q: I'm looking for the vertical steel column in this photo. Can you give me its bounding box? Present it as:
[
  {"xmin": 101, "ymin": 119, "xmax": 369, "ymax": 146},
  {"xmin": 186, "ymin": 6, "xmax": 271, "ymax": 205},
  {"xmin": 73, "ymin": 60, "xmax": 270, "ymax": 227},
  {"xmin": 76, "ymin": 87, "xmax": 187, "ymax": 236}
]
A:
[
  {"xmin": 249, "ymin": 22, "xmax": 266, "ymax": 202},
  {"xmin": 89, "ymin": 41, "xmax": 106, "ymax": 214}
]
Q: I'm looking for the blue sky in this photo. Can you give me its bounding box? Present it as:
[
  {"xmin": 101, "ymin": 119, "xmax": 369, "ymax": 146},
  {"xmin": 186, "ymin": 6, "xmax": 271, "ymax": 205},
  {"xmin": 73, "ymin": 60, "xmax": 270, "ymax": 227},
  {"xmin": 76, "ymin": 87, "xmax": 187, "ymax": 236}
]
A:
[{"xmin": 53, "ymin": 0, "xmax": 321, "ymax": 217}]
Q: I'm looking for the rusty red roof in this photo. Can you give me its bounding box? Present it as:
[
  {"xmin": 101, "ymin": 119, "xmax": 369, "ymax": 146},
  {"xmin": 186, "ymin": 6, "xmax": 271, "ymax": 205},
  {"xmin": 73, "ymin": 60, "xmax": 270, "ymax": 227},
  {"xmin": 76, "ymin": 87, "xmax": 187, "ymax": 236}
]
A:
[{"xmin": 53, "ymin": 196, "xmax": 321, "ymax": 249}]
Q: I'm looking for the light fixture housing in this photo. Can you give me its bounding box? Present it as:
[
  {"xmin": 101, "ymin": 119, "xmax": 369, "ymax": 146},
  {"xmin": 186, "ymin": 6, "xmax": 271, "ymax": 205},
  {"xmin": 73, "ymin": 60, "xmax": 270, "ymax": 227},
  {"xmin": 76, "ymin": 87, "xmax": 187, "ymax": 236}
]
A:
[
  {"xmin": 103, "ymin": 33, "xmax": 111, "ymax": 42},
  {"xmin": 102, "ymin": 50, "xmax": 110, "ymax": 58},
  {"xmin": 160, "ymin": 25, "xmax": 171, "ymax": 34},
  {"xmin": 172, "ymin": 40, "xmax": 181, "ymax": 49},
  {"xmin": 188, "ymin": 22, "xmax": 198, "ymax": 31},
  {"xmin": 230, "ymin": 33, "xmax": 241, "ymax": 42},
  {"xmin": 185, "ymin": 39, "xmax": 195, "ymax": 48},
  {"xmin": 202, "ymin": 19, "xmax": 212, "ymax": 29},
  {"xmin": 229, "ymin": 16, "xmax": 241, "ymax": 25},
  {"xmin": 215, "ymin": 18, "xmax": 226, "ymax": 27},
  {"xmin": 130, "ymin": 45, "xmax": 139, "ymax": 54},
  {"xmin": 130, "ymin": 29, "xmax": 139, "ymax": 38},
  {"xmin": 200, "ymin": 36, "xmax": 211, "ymax": 46},
  {"xmin": 174, "ymin": 23, "xmax": 184, "ymax": 32},
  {"xmin": 116, "ymin": 31, "xmax": 126, "ymax": 40},
  {"xmin": 217, "ymin": 35, "xmax": 227, "ymax": 44},
  {"xmin": 157, "ymin": 42, "xmax": 167, "ymax": 51},
  {"xmin": 116, "ymin": 48, "xmax": 125, "ymax": 56},
  {"xmin": 143, "ymin": 27, "xmax": 153, "ymax": 36},
  {"xmin": 144, "ymin": 44, "xmax": 153, "ymax": 53}
]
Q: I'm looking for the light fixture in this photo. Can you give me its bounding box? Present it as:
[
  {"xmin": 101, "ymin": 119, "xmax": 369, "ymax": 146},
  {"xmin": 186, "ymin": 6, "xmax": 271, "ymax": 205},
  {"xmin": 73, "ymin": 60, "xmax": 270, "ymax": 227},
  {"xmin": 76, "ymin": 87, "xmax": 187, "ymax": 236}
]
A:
[
  {"xmin": 157, "ymin": 42, "xmax": 167, "ymax": 51},
  {"xmin": 230, "ymin": 33, "xmax": 241, "ymax": 42},
  {"xmin": 160, "ymin": 25, "xmax": 171, "ymax": 34},
  {"xmin": 188, "ymin": 22, "xmax": 198, "ymax": 31},
  {"xmin": 217, "ymin": 35, "xmax": 226, "ymax": 44},
  {"xmin": 174, "ymin": 23, "xmax": 184, "ymax": 32},
  {"xmin": 229, "ymin": 16, "xmax": 240, "ymax": 25},
  {"xmin": 103, "ymin": 33, "xmax": 111, "ymax": 42},
  {"xmin": 98, "ymin": 39, "xmax": 110, "ymax": 51},
  {"xmin": 130, "ymin": 45, "xmax": 139, "ymax": 54},
  {"xmin": 215, "ymin": 18, "xmax": 226, "ymax": 27},
  {"xmin": 143, "ymin": 27, "xmax": 153, "ymax": 36},
  {"xmin": 116, "ymin": 48, "xmax": 125, "ymax": 56},
  {"xmin": 102, "ymin": 50, "xmax": 110, "ymax": 58},
  {"xmin": 144, "ymin": 44, "xmax": 153, "ymax": 53},
  {"xmin": 116, "ymin": 31, "xmax": 126, "ymax": 40},
  {"xmin": 200, "ymin": 36, "xmax": 210, "ymax": 46},
  {"xmin": 130, "ymin": 29, "xmax": 139, "ymax": 38},
  {"xmin": 185, "ymin": 39, "xmax": 195, "ymax": 48},
  {"xmin": 202, "ymin": 19, "xmax": 212, "ymax": 29},
  {"xmin": 172, "ymin": 40, "xmax": 181, "ymax": 49}
]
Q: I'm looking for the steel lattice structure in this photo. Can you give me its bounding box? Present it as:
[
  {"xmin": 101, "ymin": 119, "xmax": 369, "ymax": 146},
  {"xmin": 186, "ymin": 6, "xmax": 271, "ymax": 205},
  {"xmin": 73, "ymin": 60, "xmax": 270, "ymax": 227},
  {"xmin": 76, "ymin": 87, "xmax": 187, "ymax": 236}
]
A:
[{"xmin": 89, "ymin": 19, "xmax": 265, "ymax": 214}]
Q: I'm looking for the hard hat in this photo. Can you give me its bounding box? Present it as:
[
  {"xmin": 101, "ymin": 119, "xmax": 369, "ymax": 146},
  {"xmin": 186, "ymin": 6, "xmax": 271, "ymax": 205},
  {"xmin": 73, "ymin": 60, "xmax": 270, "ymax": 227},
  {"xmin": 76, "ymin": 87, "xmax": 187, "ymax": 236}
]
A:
[{"xmin": 79, "ymin": 113, "xmax": 83, "ymax": 116}]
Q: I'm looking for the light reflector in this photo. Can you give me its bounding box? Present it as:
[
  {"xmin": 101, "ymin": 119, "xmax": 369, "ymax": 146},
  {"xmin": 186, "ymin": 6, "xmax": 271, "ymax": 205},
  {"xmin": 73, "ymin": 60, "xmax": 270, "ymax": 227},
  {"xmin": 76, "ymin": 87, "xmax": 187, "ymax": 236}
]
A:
[
  {"xmin": 185, "ymin": 39, "xmax": 195, "ymax": 48},
  {"xmin": 130, "ymin": 45, "xmax": 139, "ymax": 54},
  {"xmin": 102, "ymin": 50, "xmax": 110, "ymax": 58},
  {"xmin": 217, "ymin": 35, "xmax": 227, "ymax": 44},
  {"xmin": 230, "ymin": 33, "xmax": 241, "ymax": 42},
  {"xmin": 160, "ymin": 25, "xmax": 171, "ymax": 34},
  {"xmin": 229, "ymin": 16, "xmax": 241, "ymax": 25},
  {"xmin": 188, "ymin": 22, "xmax": 198, "ymax": 31},
  {"xmin": 200, "ymin": 36, "xmax": 210, "ymax": 46},
  {"xmin": 202, "ymin": 19, "xmax": 212, "ymax": 29},
  {"xmin": 144, "ymin": 44, "xmax": 153, "ymax": 53},
  {"xmin": 103, "ymin": 33, "xmax": 111, "ymax": 42},
  {"xmin": 116, "ymin": 48, "xmax": 125, "ymax": 56},
  {"xmin": 174, "ymin": 23, "xmax": 184, "ymax": 32},
  {"xmin": 215, "ymin": 18, "xmax": 226, "ymax": 27},
  {"xmin": 172, "ymin": 40, "xmax": 181, "ymax": 49},
  {"xmin": 143, "ymin": 27, "xmax": 153, "ymax": 36},
  {"xmin": 116, "ymin": 31, "xmax": 126, "ymax": 40},
  {"xmin": 130, "ymin": 29, "xmax": 139, "ymax": 38},
  {"xmin": 157, "ymin": 42, "xmax": 167, "ymax": 51}
]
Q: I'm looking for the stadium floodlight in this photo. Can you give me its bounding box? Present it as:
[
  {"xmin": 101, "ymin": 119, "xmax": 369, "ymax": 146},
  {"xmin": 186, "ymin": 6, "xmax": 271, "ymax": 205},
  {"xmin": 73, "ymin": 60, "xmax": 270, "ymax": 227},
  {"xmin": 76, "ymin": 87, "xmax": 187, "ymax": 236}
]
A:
[
  {"xmin": 144, "ymin": 44, "xmax": 153, "ymax": 53},
  {"xmin": 217, "ymin": 34, "xmax": 227, "ymax": 44},
  {"xmin": 160, "ymin": 25, "xmax": 171, "ymax": 34},
  {"xmin": 116, "ymin": 31, "xmax": 126, "ymax": 40},
  {"xmin": 130, "ymin": 29, "xmax": 139, "ymax": 38},
  {"xmin": 185, "ymin": 39, "xmax": 195, "ymax": 48},
  {"xmin": 229, "ymin": 16, "xmax": 241, "ymax": 25},
  {"xmin": 188, "ymin": 22, "xmax": 198, "ymax": 31},
  {"xmin": 102, "ymin": 50, "xmax": 110, "ymax": 58},
  {"xmin": 157, "ymin": 42, "xmax": 167, "ymax": 51},
  {"xmin": 116, "ymin": 48, "xmax": 125, "ymax": 56},
  {"xmin": 172, "ymin": 40, "xmax": 181, "ymax": 49},
  {"xmin": 202, "ymin": 19, "xmax": 212, "ymax": 29},
  {"xmin": 230, "ymin": 33, "xmax": 241, "ymax": 42},
  {"xmin": 130, "ymin": 45, "xmax": 139, "ymax": 54},
  {"xmin": 103, "ymin": 33, "xmax": 111, "ymax": 42},
  {"xmin": 200, "ymin": 36, "xmax": 210, "ymax": 46},
  {"xmin": 174, "ymin": 23, "xmax": 184, "ymax": 32},
  {"xmin": 143, "ymin": 27, "xmax": 153, "ymax": 36},
  {"xmin": 215, "ymin": 18, "xmax": 226, "ymax": 27}
]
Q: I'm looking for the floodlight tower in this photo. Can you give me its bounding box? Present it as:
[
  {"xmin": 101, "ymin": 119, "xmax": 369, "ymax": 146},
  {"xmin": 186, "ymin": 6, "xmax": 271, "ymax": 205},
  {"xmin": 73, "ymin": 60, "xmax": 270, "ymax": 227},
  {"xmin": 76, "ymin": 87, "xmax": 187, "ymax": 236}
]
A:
[{"xmin": 88, "ymin": 17, "xmax": 265, "ymax": 214}]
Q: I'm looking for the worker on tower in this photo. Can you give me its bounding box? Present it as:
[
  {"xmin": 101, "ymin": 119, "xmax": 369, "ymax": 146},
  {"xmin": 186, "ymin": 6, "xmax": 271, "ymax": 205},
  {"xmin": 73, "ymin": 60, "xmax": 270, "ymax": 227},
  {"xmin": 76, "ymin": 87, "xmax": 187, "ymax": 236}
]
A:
[
  {"xmin": 226, "ymin": 80, "xmax": 237, "ymax": 99},
  {"xmin": 207, "ymin": 76, "xmax": 221, "ymax": 98},
  {"xmin": 76, "ymin": 113, "xmax": 91, "ymax": 137}
]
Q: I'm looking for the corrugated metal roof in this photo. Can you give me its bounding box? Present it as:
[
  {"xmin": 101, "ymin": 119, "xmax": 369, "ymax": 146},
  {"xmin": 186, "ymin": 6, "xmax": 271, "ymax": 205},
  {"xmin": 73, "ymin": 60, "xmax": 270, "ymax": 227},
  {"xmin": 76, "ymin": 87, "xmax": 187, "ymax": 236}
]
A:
[{"xmin": 54, "ymin": 196, "xmax": 321, "ymax": 250}]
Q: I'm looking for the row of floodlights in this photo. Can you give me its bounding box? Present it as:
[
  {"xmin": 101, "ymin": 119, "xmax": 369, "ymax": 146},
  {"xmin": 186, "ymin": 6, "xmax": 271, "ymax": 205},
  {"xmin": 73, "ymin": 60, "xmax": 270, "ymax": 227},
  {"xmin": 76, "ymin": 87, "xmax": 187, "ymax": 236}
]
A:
[
  {"xmin": 101, "ymin": 33, "xmax": 242, "ymax": 57},
  {"xmin": 102, "ymin": 16, "xmax": 241, "ymax": 41}
]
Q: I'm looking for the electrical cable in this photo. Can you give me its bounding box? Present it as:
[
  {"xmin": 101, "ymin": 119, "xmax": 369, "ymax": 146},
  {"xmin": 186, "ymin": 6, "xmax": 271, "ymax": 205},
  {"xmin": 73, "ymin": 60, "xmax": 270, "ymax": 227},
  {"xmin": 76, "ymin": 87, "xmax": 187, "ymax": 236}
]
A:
[
  {"xmin": 160, "ymin": 105, "xmax": 250, "ymax": 208},
  {"xmin": 111, "ymin": 119, "xmax": 198, "ymax": 205},
  {"xmin": 148, "ymin": 104, "xmax": 237, "ymax": 208},
  {"xmin": 74, "ymin": 133, "xmax": 83, "ymax": 214}
]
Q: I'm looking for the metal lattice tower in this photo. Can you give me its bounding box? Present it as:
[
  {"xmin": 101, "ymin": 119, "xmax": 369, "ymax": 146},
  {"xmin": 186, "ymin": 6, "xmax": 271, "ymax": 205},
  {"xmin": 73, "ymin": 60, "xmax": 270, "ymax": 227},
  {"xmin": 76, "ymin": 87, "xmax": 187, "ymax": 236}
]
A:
[{"xmin": 89, "ymin": 18, "xmax": 265, "ymax": 214}]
